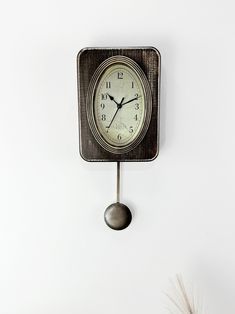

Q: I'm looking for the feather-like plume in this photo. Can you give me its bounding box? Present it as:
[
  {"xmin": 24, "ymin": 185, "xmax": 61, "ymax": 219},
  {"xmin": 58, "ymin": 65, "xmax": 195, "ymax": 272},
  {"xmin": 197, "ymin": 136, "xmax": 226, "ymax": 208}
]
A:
[{"xmin": 166, "ymin": 275, "xmax": 201, "ymax": 314}]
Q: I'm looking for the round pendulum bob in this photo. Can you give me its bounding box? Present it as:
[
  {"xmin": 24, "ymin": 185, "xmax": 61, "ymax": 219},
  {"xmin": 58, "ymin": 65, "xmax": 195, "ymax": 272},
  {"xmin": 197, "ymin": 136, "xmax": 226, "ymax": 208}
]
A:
[{"xmin": 104, "ymin": 202, "xmax": 132, "ymax": 230}]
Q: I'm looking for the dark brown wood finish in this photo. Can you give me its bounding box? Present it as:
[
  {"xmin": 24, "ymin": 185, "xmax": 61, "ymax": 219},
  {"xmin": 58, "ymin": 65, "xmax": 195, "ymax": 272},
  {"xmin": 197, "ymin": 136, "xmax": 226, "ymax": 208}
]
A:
[{"xmin": 77, "ymin": 47, "xmax": 160, "ymax": 162}]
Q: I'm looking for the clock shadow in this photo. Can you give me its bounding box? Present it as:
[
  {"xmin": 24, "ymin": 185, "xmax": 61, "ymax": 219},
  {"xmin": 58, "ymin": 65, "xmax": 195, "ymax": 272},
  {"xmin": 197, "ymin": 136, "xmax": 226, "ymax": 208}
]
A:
[{"xmin": 158, "ymin": 39, "xmax": 178, "ymax": 152}]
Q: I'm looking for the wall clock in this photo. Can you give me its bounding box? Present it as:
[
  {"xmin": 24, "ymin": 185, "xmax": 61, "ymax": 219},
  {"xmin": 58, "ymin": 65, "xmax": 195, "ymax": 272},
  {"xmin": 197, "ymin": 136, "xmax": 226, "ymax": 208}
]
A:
[{"xmin": 77, "ymin": 47, "xmax": 160, "ymax": 230}]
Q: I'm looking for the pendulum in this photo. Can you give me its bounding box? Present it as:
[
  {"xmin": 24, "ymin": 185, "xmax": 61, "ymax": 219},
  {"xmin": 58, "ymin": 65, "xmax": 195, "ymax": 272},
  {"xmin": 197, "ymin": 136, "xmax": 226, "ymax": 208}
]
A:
[{"xmin": 104, "ymin": 162, "xmax": 132, "ymax": 230}]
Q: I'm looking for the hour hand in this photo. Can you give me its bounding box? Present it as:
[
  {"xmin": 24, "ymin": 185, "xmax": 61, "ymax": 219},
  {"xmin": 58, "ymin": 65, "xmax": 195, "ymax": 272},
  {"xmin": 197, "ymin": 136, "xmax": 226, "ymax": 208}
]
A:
[{"xmin": 107, "ymin": 93, "xmax": 119, "ymax": 106}]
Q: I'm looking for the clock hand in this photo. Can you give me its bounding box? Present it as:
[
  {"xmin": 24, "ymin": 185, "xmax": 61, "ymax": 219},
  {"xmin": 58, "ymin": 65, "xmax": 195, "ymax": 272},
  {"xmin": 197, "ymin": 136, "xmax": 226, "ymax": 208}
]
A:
[
  {"xmin": 106, "ymin": 97, "xmax": 124, "ymax": 129},
  {"xmin": 121, "ymin": 96, "xmax": 141, "ymax": 106},
  {"xmin": 107, "ymin": 93, "xmax": 120, "ymax": 106}
]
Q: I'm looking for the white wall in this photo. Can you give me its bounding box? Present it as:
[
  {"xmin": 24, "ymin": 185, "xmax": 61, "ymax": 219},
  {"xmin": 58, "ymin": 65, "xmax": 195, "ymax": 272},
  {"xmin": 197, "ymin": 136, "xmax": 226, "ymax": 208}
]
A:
[{"xmin": 1, "ymin": 0, "xmax": 235, "ymax": 313}]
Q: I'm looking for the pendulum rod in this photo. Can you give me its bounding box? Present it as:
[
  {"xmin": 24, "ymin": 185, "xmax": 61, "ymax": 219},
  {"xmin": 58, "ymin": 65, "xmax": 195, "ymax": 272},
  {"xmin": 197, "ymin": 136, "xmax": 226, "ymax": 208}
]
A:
[{"xmin": 117, "ymin": 161, "xmax": 120, "ymax": 203}]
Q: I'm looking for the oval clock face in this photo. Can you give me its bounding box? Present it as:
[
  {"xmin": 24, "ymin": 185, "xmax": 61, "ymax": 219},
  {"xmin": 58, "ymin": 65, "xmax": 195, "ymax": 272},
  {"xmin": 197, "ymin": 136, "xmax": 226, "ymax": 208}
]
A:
[
  {"xmin": 87, "ymin": 56, "xmax": 152, "ymax": 154},
  {"xmin": 93, "ymin": 64, "xmax": 145, "ymax": 147}
]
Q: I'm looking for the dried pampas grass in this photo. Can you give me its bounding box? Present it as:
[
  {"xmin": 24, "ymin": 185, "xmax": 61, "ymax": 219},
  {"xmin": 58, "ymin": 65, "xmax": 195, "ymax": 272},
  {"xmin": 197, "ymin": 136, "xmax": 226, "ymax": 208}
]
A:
[{"xmin": 166, "ymin": 275, "xmax": 202, "ymax": 314}]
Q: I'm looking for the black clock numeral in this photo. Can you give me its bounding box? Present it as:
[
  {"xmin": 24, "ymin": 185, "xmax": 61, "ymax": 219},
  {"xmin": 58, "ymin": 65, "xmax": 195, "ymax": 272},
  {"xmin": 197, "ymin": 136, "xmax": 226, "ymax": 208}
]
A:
[
  {"xmin": 101, "ymin": 93, "xmax": 107, "ymax": 100},
  {"xmin": 129, "ymin": 126, "xmax": 133, "ymax": 133},
  {"xmin": 131, "ymin": 82, "xmax": 134, "ymax": 88},
  {"xmin": 117, "ymin": 72, "xmax": 123, "ymax": 79},
  {"xmin": 101, "ymin": 114, "xmax": 106, "ymax": 121},
  {"xmin": 134, "ymin": 114, "xmax": 138, "ymax": 121},
  {"xmin": 135, "ymin": 93, "xmax": 138, "ymax": 98},
  {"xmin": 117, "ymin": 134, "xmax": 122, "ymax": 140},
  {"xmin": 135, "ymin": 103, "xmax": 139, "ymax": 110},
  {"xmin": 100, "ymin": 103, "xmax": 105, "ymax": 109},
  {"xmin": 106, "ymin": 82, "xmax": 111, "ymax": 88}
]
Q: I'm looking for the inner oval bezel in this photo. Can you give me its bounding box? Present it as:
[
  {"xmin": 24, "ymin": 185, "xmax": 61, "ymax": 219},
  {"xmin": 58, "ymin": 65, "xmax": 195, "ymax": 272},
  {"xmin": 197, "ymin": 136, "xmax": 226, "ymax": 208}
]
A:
[{"xmin": 86, "ymin": 55, "xmax": 152, "ymax": 155}]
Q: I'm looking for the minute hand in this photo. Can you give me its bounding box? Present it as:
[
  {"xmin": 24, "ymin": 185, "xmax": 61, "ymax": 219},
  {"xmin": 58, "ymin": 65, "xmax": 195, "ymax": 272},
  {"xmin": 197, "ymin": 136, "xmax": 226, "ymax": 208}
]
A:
[{"xmin": 122, "ymin": 96, "xmax": 140, "ymax": 106}]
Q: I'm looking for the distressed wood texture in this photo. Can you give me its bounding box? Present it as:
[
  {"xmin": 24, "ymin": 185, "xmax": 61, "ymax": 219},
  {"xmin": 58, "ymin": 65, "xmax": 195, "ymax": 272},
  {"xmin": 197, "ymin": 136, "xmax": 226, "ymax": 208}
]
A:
[{"xmin": 77, "ymin": 47, "xmax": 160, "ymax": 162}]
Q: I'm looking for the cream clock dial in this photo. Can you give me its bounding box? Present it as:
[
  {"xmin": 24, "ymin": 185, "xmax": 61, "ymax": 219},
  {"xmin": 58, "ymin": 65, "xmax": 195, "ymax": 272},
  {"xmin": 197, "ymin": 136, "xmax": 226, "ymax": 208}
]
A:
[{"xmin": 94, "ymin": 64, "xmax": 145, "ymax": 147}]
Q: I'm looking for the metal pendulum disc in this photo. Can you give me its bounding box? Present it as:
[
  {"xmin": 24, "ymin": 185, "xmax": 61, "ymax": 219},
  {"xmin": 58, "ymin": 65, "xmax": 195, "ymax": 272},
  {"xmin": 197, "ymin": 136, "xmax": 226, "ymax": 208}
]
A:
[
  {"xmin": 104, "ymin": 202, "xmax": 132, "ymax": 230},
  {"xmin": 104, "ymin": 162, "xmax": 132, "ymax": 230}
]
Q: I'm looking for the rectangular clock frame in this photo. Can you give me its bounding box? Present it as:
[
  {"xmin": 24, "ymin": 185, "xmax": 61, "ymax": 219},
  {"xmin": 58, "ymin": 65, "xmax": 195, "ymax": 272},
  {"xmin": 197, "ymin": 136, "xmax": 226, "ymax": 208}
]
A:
[{"xmin": 77, "ymin": 46, "xmax": 160, "ymax": 162}]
